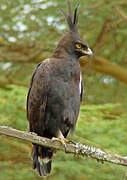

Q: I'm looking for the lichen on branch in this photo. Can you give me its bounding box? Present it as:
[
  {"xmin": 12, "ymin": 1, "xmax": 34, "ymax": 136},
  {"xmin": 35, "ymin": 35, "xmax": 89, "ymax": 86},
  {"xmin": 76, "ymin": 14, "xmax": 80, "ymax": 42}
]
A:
[{"xmin": 0, "ymin": 126, "xmax": 127, "ymax": 167}]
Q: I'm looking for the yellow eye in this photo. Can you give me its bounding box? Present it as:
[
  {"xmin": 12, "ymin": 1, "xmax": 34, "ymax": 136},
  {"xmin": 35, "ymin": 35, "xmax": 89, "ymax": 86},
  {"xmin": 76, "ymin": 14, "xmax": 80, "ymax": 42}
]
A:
[{"xmin": 76, "ymin": 44, "xmax": 82, "ymax": 49}]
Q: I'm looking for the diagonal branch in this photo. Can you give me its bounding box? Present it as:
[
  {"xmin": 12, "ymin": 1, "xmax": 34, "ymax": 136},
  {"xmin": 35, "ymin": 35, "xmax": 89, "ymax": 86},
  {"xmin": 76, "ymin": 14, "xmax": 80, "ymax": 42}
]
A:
[
  {"xmin": 0, "ymin": 126, "xmax": 127, "ymax": 167},
  {"xmin": 115, "ymin": 7, "xmax": 127, "ymax": 20},
  {"xmin": 0, "ymin": 78, "xmax": 27, "ymax": 89},
  {"xmin": 80, "ymin": 56, "xmax": 127, "ymax": 84}
]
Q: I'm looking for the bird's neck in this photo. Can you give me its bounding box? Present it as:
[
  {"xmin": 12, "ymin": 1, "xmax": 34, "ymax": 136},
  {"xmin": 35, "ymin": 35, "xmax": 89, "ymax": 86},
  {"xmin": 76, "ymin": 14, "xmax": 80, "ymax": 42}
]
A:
[{"xmin": 52, "ymin": 46, "xmax": 78, "ymax": 62}]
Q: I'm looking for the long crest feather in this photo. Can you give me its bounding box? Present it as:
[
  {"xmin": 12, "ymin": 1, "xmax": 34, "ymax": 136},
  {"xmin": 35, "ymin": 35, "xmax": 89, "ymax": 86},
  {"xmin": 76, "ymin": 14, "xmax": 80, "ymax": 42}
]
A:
[
  {"xmin": 73, "ymin": 3, "xmax": 79, "ymax": 25},
  {"xmin": 60, "ymin": 0, "xmax": 79, "ymax": 33},
  {"xmin": 68, "ymin": 0, "xmax": 72, "ymax": 19}
]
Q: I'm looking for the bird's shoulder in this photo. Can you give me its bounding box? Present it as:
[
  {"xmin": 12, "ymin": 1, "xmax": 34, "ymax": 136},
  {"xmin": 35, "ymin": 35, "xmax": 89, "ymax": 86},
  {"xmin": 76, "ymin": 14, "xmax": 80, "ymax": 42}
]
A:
[
  {"xmin": 27, "ymin": 59, "xmax": 51, "ymax": 119},
  {"xmin": 35, "ymin": 58, "xmax": 51, "ymax": 77},
  {"xmin": 30, "ymin": 58, "xmax": 53, "ymax": 86}
]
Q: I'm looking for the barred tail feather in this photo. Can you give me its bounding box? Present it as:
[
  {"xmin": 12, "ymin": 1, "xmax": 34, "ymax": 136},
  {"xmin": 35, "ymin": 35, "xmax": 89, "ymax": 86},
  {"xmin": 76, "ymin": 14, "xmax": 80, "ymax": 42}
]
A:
[{"xmin": 32, "ymin": 145, "xmax": 53, "ymax": 177}]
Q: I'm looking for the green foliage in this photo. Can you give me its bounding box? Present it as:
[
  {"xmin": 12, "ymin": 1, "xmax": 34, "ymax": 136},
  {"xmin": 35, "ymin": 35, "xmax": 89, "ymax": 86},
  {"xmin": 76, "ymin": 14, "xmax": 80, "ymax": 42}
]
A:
[
  {"xmin": 1, "ymin": 0, "xmax": 127, "ymax": 62},
  {"xmin": 0, "ymin": 85, "xmax": 127, "ymax": 180},
  {"xmin": 0, "ymin": 85, "xmax": 27, "ymax": 130}
]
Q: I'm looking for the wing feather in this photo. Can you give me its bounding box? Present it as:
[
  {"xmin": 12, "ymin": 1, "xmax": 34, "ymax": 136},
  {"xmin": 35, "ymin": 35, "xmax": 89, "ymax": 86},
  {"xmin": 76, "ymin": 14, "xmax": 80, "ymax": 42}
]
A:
[{"xmin": 27, "ymin": 61, "xmax": 49, "ymax": 136}]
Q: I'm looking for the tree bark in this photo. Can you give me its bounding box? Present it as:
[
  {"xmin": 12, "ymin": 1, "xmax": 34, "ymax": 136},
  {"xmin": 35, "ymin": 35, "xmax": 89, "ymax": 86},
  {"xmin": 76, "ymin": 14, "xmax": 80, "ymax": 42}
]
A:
[
  {"xmin": 0, "ymin": 126, "xmax": 127, "ymax": 167},
  {"xmin": 0, "ymin": 78, "xmax": 27, "ymax": 89}
]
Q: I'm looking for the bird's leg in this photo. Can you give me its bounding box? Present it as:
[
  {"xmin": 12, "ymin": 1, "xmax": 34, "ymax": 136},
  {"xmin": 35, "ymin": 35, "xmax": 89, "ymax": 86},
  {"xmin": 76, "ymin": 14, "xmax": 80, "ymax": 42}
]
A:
[
  {"xmin": 68, "ymin": 139, "xmax": 76, "ymax": 145},
  {"xmin": 52, "ymin": 130, "xmax": 69, "ymax": 151},
  {"xmin": 52, "ymin": 137, "xmax": 68, "ymax": 146}
]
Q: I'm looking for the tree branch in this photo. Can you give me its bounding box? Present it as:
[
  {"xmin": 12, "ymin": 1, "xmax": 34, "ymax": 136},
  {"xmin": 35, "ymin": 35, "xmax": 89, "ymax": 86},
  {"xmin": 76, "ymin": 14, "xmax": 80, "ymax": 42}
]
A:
[
  {"xmin": 0, "ymin": 78, "xmax": 27, "ymax": 89},
  {"xmin": 0, "ymin": 126, "xmax": 127, "ymax": 167},
  {"xmin": 92, "ymin": 16, "xmax": 124, "ymax": 52},
  {"xmin": 80, "ymin": 56, "xmax": 127, "ymax": 84},
  {"xmin": 115, "ymin": 7, "xmax": 127, "ymax": 20}
]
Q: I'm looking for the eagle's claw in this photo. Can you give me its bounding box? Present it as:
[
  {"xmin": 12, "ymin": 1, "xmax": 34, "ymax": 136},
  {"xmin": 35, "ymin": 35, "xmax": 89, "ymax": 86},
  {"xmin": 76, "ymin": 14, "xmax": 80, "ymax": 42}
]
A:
[{"xmin": 52, "ymin": 137, "xmax": 68, "ymax": 151}]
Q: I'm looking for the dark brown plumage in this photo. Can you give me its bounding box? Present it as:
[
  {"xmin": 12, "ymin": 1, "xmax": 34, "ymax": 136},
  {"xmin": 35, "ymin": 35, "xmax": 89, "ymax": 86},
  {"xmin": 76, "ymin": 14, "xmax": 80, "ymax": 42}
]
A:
[{"xmin": 27, "ymin": 0, "xmax": 92, "ymax": 177}]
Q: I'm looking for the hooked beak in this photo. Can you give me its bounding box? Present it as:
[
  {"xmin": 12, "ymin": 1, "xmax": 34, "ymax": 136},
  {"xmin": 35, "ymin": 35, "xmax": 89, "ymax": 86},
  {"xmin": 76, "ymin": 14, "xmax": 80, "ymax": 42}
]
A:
[{"xmin": 83, "ymin": 48, "xmax": 93, "ymax": 56}]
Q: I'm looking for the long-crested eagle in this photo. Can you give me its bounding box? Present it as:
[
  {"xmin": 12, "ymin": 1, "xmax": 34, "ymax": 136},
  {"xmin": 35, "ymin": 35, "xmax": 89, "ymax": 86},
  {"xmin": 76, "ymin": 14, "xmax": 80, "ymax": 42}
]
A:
[{"xmin": 27, "ymin": 0, "xmax": 92, "ymax": 177}]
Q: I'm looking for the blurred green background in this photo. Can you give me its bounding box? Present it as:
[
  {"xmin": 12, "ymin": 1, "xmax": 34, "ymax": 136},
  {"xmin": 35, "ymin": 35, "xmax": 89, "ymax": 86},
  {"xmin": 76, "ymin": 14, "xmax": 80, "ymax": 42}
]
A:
[{"xmin": 0, "ymin": 0, "xmax": 127, "ymax": 179}]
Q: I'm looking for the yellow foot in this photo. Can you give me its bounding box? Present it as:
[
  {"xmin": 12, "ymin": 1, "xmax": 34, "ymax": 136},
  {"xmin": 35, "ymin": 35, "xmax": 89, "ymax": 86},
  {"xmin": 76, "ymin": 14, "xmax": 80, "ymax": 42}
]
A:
[
  {"xmin": 68, "ymin": 139, "xmax": 76, "ymax": 145},
  {"xmin": 52, "ymin": 137, "xmax": 69, "ymax": 150},
  {"xmin": 52, "ymin": 137, "xmax": 69, "ymax": 145}
]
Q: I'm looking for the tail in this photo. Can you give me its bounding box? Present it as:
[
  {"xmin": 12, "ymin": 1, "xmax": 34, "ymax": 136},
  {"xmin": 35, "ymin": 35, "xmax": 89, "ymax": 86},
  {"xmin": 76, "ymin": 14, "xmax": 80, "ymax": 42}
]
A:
[{"xmin": 32, "ymin": 144, "xmax": 53, "ymax": 177}]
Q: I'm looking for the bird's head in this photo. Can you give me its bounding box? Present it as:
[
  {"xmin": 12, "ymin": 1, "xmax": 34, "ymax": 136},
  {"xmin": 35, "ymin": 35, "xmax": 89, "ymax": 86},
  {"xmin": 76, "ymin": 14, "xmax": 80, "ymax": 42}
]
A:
[{"xmin": 54, "ymin": 0, "xmax": 93, "ymax": 59}]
